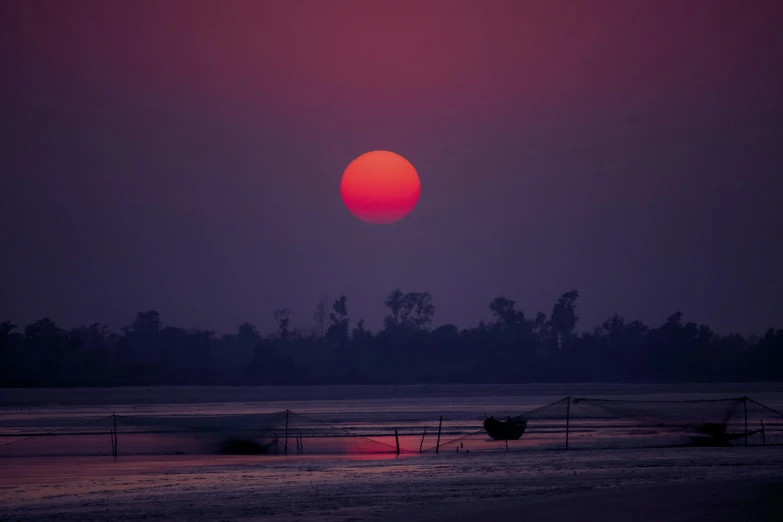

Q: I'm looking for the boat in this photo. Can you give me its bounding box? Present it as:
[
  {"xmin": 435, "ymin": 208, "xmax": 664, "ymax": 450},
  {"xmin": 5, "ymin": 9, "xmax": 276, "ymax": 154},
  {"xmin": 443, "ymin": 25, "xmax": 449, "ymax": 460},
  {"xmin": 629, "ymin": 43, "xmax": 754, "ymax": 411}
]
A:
[
  {"xmin": 688, "ymin": 422, "xmax": 763, "ymax": 446},
  {"xmin": 219, "ymin": 437, "xmax": 277, "ymax": 455},
  {"xmin": 483, "ymin": 416, "xmax": 527, "ymax": 441}
]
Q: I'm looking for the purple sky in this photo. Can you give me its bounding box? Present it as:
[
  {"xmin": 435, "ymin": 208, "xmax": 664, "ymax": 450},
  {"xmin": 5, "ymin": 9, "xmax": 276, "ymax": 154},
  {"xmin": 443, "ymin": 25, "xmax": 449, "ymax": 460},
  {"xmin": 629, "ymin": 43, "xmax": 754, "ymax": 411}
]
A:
[{"xmin": 2, "ymin": 0, "xmax": 782, "ymax": 336}]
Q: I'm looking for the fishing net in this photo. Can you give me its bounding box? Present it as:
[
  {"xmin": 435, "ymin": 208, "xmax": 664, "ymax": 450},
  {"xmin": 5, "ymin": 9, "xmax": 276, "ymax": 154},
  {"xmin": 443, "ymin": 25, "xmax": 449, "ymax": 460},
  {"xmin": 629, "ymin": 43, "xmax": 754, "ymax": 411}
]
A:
[
  {"xmin": 430, "ymin": 396, "xmax": 783, "ymax": 454},
  {"xmin": 1, "ymin": 397, "xmax": 781, "ymax": 458},
  {"xmin": 0, "ymin": 410, "xmax": 404, "ymax": 458},
  {"xmin": 0, "ymin": 414, "xmax": 118, "ymax": 458}
]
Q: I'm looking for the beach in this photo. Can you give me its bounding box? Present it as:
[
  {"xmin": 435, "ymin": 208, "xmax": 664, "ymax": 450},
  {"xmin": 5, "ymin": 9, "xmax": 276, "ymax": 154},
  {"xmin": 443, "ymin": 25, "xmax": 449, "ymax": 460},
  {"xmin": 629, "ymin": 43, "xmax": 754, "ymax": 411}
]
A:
[{"xmin": 1, "ymin": 384, "xmax": 782, "ymax": 521}]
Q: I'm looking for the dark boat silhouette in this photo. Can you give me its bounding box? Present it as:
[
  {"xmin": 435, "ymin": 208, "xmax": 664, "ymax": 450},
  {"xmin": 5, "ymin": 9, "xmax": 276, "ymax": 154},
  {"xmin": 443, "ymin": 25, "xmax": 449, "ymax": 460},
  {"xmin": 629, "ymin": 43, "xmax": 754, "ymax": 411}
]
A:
[
  {"xmin": 483, "ymin": 416, "xmax": 527, "ymax": 441},
  {"xmin": 688, "ymin": 422, "xmax": 763, "ymax": 446},
  {"xmin": 219, "ymin": 437, "xmax": 277, "ymax": 455}
]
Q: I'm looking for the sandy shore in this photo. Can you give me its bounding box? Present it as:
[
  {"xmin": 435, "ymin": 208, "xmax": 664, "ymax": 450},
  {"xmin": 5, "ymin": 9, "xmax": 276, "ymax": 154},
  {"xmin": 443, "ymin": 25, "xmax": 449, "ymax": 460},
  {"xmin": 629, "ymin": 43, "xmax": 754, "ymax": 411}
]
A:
[
  {"xmin": 2, "ymin": 385, "xmax": 782, "ymax": 521},
  {"xmin": 379, "ymin": 478, "xmax": 783, "ymax": 522},
  {"xmin": 2, "ymin": 447, "xmax": 782, "ymax": 521}
]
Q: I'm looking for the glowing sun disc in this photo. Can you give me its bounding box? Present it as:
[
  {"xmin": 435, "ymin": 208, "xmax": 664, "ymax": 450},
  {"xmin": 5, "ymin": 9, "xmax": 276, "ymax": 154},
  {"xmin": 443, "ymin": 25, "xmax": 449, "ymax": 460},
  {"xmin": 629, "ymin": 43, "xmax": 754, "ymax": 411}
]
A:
[{"xmin": 340, "ymin": 151, "xmax": 420, "ymax": 224}]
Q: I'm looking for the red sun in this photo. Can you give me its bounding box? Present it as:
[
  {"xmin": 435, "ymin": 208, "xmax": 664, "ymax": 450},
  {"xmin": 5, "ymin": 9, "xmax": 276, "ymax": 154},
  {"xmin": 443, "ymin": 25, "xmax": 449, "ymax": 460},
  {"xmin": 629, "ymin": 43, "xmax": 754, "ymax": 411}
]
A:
[{"xmin": 340, "ymin": 151, "xmax": 421, "ymax": 224}]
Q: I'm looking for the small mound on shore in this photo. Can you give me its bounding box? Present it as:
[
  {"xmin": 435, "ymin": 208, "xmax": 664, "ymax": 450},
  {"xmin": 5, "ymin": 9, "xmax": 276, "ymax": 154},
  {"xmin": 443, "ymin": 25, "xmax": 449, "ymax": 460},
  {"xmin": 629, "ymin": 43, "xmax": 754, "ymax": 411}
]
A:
[{"xmin": 219, "ymin": 440, "xmax": 270, "ymax": 455}]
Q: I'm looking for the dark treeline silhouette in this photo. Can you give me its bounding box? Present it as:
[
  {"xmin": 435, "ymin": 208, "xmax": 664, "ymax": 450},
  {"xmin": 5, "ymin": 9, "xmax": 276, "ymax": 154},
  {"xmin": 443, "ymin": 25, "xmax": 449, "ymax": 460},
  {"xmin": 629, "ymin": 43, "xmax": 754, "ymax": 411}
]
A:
[{"xmin": 1, "ymin": 290, "xmax": 781, "ymax": 387}]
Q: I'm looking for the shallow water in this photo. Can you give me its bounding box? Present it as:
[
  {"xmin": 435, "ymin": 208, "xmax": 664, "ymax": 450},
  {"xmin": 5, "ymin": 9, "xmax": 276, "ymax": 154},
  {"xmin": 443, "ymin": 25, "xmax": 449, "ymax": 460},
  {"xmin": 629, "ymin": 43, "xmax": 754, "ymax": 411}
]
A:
[
  {"xmin": 2, "ymin": 447, "xmax": 783, "ymax": 521},
  {"xmin": 1, "ymin": 384, "xmax": 782, "ymax": 521},
  {"xmin": 1, "ymin": 384, "xmax": 782, "ymax": 457}
]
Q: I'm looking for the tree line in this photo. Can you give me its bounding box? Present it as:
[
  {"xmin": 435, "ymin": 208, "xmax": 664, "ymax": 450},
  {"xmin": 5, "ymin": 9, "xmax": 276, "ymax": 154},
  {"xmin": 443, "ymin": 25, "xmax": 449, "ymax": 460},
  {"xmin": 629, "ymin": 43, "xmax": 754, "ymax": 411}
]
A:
[{"xmin": 1, "ymin": 290, "xmax": 781, "ymax": 387}]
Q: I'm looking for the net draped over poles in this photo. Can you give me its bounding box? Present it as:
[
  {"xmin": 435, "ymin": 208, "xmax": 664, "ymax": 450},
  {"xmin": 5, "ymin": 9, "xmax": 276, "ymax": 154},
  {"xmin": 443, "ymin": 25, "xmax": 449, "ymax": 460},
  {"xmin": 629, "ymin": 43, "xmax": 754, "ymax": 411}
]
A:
[
  {"xmin": 0, "ymin": 409, "xmax": 405, "ymax": 458},
  {"xmin": 429, "ymin": 397, "xmax": 783, "ymax": 453},
  {"xmin": 1, "ymin": 397, "xmax": 781, "ymax": 458}
]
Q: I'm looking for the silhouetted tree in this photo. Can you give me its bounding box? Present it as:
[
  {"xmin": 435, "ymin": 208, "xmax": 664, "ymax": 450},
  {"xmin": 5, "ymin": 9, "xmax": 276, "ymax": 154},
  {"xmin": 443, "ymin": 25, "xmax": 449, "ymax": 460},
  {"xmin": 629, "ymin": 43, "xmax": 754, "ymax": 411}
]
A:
[
  {"xmin": 273, "ymin": 308, "xmax": 291, "ymax": 342},
  {"xmin": 25, "ymin": 318, "xmax": 69, "ymax": 384},
  {"xmin": 407, "ymin": 292, "xmax": 434, "ymax": 331},
  {"xmin": 78, "ymin": 323, "xmax": 113, "ymax": 382},
  {"xmin": 384, "ymin": 289, "xmax": 405, "ymax": 328},
  {"xmin": 120, "ymin": 310, "xmax": 162, "ymax": 370},
  {"xmin": 0, "ymin": 322, "xmax": 18, "ymax": 386},
  {"xmin": 237, "ymin": 322, "xmax": 260, "ymax": 343},
  {"xmin": 129, "ymin": 310, "xmax": 161, "ymax": 334},
  {"xmin": 0, "ymin": 321, "xmax": 16, "ymax": 337},
  {"xmin": 489, "ymin": 296, "xmax": 524, "ymax": 329},
  {"xmin": 352, "ymin": 319, "xmax": 371, "ymax": 343},
  {"xmin": 432, "ymin": 324, "xmax": 459, "ymax": 339},
  {"xmin": 383, "ymin": 290, "xmax": 434, "ymax": 331},
  {"xmin": 326, "ymin": 295, "xmax": 349, "ymax": 346},
  {"xmin": 550, "ymin": 290, "xmax": 579, "ymax": 348},
  {"xmin": 313, "ymin": 295, "xmax": 328, "ymax": 342},
  {"xmin": 212, "ymin": 323, "xmax": 258, "ymax": 380},
  {"xmin": 2, "ymin": 288, "xmax": 782, "ymax": 387}
]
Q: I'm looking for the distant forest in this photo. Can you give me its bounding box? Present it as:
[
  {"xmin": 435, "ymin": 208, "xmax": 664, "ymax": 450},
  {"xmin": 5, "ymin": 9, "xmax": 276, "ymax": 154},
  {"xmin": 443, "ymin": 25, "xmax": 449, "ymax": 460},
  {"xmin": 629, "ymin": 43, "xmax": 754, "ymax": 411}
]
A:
[{"xmin": 1, "ymin": 290, "xmax": 782, "ymax": 387}]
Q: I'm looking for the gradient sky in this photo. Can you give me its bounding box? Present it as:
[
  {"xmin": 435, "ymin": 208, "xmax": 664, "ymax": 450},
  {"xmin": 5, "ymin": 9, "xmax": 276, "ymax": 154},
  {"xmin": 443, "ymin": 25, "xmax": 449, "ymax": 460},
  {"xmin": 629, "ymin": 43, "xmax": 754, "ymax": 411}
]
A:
[{"xmin": 2, "ymin": 0, "xmax": 782, "ymax": 336}]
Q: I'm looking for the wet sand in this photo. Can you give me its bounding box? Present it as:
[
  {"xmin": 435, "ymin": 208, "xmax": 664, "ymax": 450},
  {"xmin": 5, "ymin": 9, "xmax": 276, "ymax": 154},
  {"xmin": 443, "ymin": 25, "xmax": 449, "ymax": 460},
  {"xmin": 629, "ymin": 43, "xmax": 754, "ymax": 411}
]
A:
[
  {"xmin": 2, "ymin": 447, "xmax": 783, "ymax": 521},
  {"xmin": 381, "ymin": 478, "xmax": 783, "ymax": 522},
  {"xmin": 2, "ymin": 385, "xmax": 782, "ymax": 521}
]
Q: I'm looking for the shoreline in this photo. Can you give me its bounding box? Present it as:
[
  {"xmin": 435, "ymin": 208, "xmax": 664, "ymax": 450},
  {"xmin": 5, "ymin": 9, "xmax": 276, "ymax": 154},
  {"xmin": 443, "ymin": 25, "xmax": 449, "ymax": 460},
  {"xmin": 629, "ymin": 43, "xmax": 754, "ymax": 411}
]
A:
[{"xmin": 3, "ymin": 382, "xmax": 783, "ymax": 407}]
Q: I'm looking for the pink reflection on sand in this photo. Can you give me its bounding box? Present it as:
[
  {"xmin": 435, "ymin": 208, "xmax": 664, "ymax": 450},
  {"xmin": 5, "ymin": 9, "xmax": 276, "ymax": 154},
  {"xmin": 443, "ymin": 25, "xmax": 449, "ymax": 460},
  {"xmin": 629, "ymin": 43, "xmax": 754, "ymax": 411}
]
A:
[{"xmin": 0, "ymin": 452, "xmax": 421, "ymax": 488}]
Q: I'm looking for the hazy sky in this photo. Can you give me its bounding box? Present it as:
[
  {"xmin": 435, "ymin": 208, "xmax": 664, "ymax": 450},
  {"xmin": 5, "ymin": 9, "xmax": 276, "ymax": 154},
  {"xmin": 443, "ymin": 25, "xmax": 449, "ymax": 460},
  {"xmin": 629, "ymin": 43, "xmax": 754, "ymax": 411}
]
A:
[{"xmin": 2, "ymin": 0, "xmax": 782, "ymax": 336}]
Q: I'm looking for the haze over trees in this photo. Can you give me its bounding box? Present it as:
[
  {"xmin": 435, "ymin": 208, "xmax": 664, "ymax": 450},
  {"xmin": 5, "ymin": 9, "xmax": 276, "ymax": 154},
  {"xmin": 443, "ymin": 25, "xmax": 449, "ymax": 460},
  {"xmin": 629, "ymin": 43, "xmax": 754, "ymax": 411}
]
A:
[{"xmin": 1, "ymin": 290, "xmax": 781, "ymax": 387}]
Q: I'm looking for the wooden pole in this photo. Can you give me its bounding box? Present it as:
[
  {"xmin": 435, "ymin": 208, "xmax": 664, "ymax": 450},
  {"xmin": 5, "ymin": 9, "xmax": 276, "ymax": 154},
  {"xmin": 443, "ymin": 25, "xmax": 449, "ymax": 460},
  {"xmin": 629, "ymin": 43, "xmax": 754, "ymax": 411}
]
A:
[
  {"xmin": 109, "ymin": 415, "xmax": 115, "ymax": 457},
  {"xmin": 744, "ymin": 397, "xmax": 748, "ymax": 446},
  {"xmin": 436, "ymin": 416, "xmax": 443, "ymax": 455},
  {"xmin": 395, "ymin": 429, "xmax": 400, "ymax": 456},
  {"xmin": 761, "ymin": 420, "xmax": 766, "ymax": 445},
  {"xmin": 419, "ymin": 426, "xmax": 427, "ymax": 453},
  {"xmin": 284, "ymin": 409, "xmax": 289, "ymax": 455},
  {"xmin": 113, "ymin": 413, "xmax": 118, "ymax": 458},
  {"xmin": 565, "ymin": 397, "xmax": 570, "ymax": 450}
]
